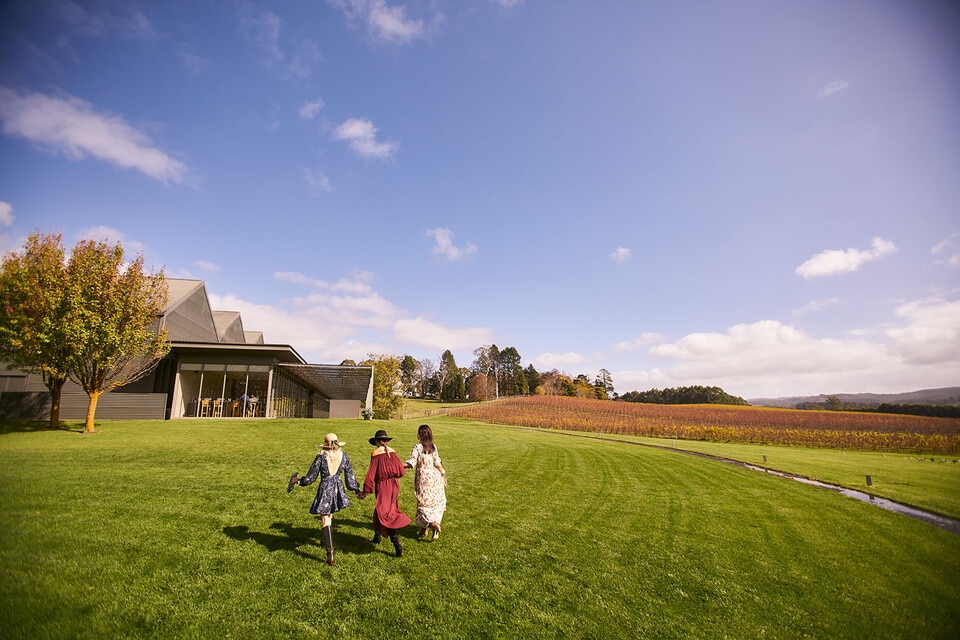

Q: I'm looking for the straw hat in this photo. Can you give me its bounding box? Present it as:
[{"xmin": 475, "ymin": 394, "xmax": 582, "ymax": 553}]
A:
[{"xmin": 321, "ymin": 433, "xmax": 345, "ymax": 450}]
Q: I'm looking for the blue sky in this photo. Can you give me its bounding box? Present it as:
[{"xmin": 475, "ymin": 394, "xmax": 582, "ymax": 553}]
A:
[{"xmin": 1, "ymin": 0, "xmax": 958, "ymax": 399}]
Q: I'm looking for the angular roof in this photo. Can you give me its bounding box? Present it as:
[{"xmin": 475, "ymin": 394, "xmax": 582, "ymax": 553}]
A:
[
  {"xmin": 212, "ymin": 311, "xmax": 245, "ymax": 343},
  {"xmin": 164, "ymin": 279, "xmax": 206, "ymax": 313}
]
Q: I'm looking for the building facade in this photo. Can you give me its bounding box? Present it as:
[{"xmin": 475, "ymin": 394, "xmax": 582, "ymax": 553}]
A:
[{"xmin": 0, "ymin": 279, "xmax": 373, "ymax": 420}]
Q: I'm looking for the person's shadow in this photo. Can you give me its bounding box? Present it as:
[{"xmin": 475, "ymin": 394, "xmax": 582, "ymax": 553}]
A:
[{"xmin": 222, "ymin": 518, "xmax": 382, "ymax": 562}]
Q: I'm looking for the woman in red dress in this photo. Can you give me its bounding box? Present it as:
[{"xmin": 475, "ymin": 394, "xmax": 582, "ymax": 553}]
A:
[{"xmin": 359, "ymin": 429, "xmax": 412, "ymax": 557}]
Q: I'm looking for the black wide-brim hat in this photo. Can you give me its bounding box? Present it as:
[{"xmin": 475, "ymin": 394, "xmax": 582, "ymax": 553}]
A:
[{"xmin": 369, "ymin": 429, "xmax": 393, "ymax": 445}]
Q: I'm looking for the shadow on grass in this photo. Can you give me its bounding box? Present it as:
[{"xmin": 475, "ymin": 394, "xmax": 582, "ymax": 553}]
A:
[
  {"xmin": 223, "ymin": 518, "xmax": 407, "ymax": 561},
  {"xmin": 0, "ymin": 420, "xmax": 83, "ymax": 435}
]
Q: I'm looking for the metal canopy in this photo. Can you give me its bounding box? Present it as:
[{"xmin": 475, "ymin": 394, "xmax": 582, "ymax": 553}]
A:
[{"xmin": 277, "ymin": 364, "xmax": 374, "ymax": 402}]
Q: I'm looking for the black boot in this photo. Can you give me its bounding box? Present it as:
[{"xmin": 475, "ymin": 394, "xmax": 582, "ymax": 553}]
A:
[
  {"xmin": 389, "ymin": 531, "xmax": 402, "ymax": 557},
  {"xmin": 371, "ymin": 530, "xmax": 381, "ymax": 544},
  {"xmin": 322, "ymin": 526, "xmax": 334, "ymax": 566}
]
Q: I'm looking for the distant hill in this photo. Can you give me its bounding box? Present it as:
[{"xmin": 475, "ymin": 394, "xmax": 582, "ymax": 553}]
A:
[{"xmin": 748, "ymin": 387, "xmax": 960, "ymax": 408}]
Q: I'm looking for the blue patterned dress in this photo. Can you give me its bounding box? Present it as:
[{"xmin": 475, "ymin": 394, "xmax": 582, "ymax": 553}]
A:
[{"xmin": 297, "ymin": 451, "xmax": 360, "ymax": 515}]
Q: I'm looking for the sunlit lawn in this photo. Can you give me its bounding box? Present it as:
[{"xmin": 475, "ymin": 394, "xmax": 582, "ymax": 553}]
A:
[
  {"xmin": 1, "ymin": 417, "xmax": 958, "ymax": 639},
  {"xmin": 571, "ymin": 433, "xmax": 960, "ymax": 521}
]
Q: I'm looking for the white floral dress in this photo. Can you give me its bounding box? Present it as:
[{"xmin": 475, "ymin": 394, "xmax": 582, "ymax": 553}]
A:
[{"xmin": 406, "ymin": 443, "xmax": 447, "ymax": 527}]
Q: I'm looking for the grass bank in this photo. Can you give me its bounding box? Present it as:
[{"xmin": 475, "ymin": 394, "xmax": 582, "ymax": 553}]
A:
[
  {"xmin": 1, "ymin": 417, "xmax": 958, "ymax": 639},
  {"xmin": 633, "ymin": 436, "xmax": 960, "ymax": 521}
]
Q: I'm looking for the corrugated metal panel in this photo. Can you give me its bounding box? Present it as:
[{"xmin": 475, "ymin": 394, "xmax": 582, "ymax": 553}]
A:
[
  {"xmin": 59, "ymin": 391, "xmax": 167, "ymax": 420},
  {"xmin": 0, "ymin": 374, "xmax": 28, "ymax": 392},
  {"xmin": 213, "ymin": 311, "xmax": 246, "ymax": 343},
  {"xmin": 0, "ymin": 392, "xmax": 50, "ymax": 419},
  {"xmin": 164, "ymin": 286, "xmax": 218, "ymax": 342}
]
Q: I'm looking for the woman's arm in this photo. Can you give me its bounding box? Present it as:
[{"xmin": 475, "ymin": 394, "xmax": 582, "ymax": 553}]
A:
[
  {"xmin": 404, "ymin": 443, "xmax": 421, "ymax": 469},
  {"xmin": 342, "ymin": 453, "xmax": 360, "ymax": 492},
  {"xmin": 298, "ymin": 454, "xmax": 323, "ymax": 486},
  {"xmin": 361, "ymin": 452, "xmax": 378, "ymax": 494}
]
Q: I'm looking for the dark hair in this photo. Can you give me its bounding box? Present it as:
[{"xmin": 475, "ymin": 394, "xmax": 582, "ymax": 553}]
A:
[{"xmin": 418, "ymin": 424, "xmax": 435, "ymax": 454}]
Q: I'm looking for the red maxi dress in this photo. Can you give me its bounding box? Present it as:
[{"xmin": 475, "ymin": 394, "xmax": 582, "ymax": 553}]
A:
[{"xmin": 363, "ymin": 448, "xmax": 412, "ymax": 534}]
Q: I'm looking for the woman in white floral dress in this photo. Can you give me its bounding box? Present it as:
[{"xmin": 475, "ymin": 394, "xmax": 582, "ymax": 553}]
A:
[{"xmin": 404, "ymin": 424, "xmax": 446, "ymax": 540}]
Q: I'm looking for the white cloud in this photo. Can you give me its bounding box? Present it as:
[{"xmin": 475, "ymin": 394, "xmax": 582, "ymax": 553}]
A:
[
  {"xmin": 886, "ymin": 297, "xmax": 960, "ymax": 365},
  {"xmin": 792, "ymin": 297, "xmax": 842, "ymax": 316},
  {"xmin": 0, "ymin": 201, "xmax": 14, "ymax": 226},
  {"xmin": 275, "ymin": 270, "xmax": 377, "ymax": 295},
  {"xmin": 238, "ymin": 4, "xmax": 321, "ymax": 79},
  {"xmin": 609, "ymin": 246, "xmax": 631, "ymax": 263},
  {"xmin": 303, "ymin": 167, "xmax": 334, "ymax": 195},
  {"xmin": 492, "ymin": 0, "xmax": 525, "ymax": 7},
  {"xmin": 427, "ymin": 228, "xmax": 477, "ymax": 261},
  {"xmin": 0, "ymin": 233, "xmax": 26, "ymax": 258},
  {"xmin": 393, "ymin": 318, "xmax": 494, "ymax": 352},
  {"xmin": 298, "ymin": 98, "xmax": 325, "ymax": 120},
  {"xmin": 613, "ymin": 333, "xmax": 666, "ymax": 352},
  {"xmin": 208, "ymin": 272, "xmax": 402, "ymax": 358},
  {"xmin": 648, "ymin": 321, "xmax": 884, "ymax": 374},
  {"xmin": 48, "ymin": 0, "xmax": 156, "ymax": 40},
  {"xmin": 795, "ymin": 236, "xmax": 896, "ymax": 279},
  {"xmin": 176, "ymin": 43, "xmax": 212, "ymax": 75},
  {"xmin": 610, "ymin": 299, "xmax": 960, "ymax": 398},
  {"xmin": 331, "ymin": 0, "xmax": 427, "ymax": 44},
  {"xmin": 205, "ymin": 270, "xmax": 491, "ymax": 362},
  {"xmin": 0, "ymin": 86, "xmax": 188, "ymax": 184},
  {"xmin": 932, "ymin": 232, "xmax": 960, "ymax": 267},
  {"xmin": 333, "ymin": 117, "xmax": 399, "ymax": 159},
  {"xmin": 533, "ymin": 352, "xmax": 587, "ymax": 370},
  {"xmin": 238, "ymin": 5, "xmax": 284, "ymax": 64},
  {"xmin": 819, "ymin": 80, "xmax": 850, "ymax": 98},
  {"xmin": 77, "ymin": 226, "xmax": 147, "ymax": 255},
  {"xmin": 196, "ymin": 260, "xmax": 221, "ymax": 272}
]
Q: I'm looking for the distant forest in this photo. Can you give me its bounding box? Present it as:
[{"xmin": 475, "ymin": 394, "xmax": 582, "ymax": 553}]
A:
[{"xmin": 619, "ymin": 385, "xmax": 748, "ymax": 406}]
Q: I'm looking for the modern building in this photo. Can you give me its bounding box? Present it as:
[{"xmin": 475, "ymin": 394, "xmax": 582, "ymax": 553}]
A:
[{"xmin": 0, "ymin": 279, "xmax": 374, "ymax": 421}]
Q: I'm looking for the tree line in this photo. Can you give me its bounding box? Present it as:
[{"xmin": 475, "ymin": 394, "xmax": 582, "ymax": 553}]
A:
[
  {"xmin": 797, "ymin": 397, "xmax": 960, "ymax": 418},
  {"xmin": 346, "ymin": 349, "xmax": 617, "ymax": 419},
  {"xmin": 619, "ymin": 385, "xmax": 748, "ymax": 406}
]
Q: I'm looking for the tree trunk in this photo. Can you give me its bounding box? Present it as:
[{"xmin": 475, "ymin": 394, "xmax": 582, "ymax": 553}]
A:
[
  {"xmin": 45, "ymin": 375, "xmax": 65, "ymax": 429},
  {"xmin": 84, "ymin": 391, "xmax": 101, "ymax": 433}
]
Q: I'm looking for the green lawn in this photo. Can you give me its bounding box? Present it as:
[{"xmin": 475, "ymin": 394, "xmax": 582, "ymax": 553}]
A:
[
  {"xmin": 660, "ymin": 437, "xmax": 960, "ymax": 519},
  {"xmin": 400, "ymin": 398, "xmax": 479, "ymax": 418},
  {"xmin": 586, "ymin": 434, "xmax": 960, "ymax": 521},
  {"xmin": 1, "ymin": 417, "xmax": 958, "ymax": 639}
]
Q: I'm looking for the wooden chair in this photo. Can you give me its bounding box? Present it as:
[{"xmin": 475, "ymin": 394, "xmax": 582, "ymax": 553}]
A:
[
  {"xmin": 213, "ymin": 398, "xmax": 223, "ymax": 417},
  {"xmin": 200, "ymin": 398, "xmax": 212, "ymax": 417}
]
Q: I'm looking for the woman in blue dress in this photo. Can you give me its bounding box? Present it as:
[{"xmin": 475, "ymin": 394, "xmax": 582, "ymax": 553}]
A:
[{"xmin": 288, "ymin": 433, "xmax": 361, "ymax": 565}]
